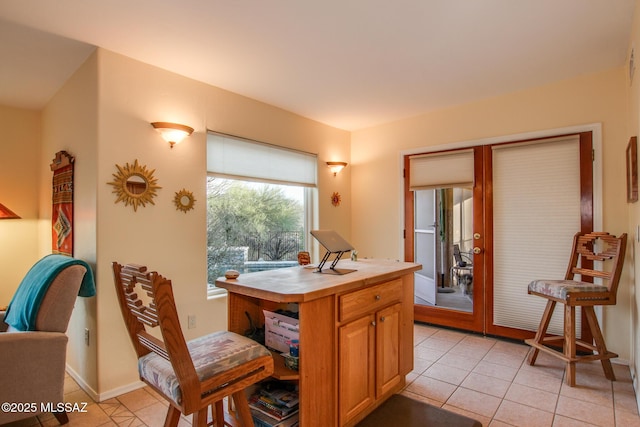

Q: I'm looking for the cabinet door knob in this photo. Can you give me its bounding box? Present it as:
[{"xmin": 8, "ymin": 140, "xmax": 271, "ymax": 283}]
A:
[
  {"xmin": 380, "ymin": 316, "xmax": 386, "ymax": 322},
  {"xmin": 375, "ymin": 295, "xmax": 381, "ymax": 301},
  {"xmin": 371, "ymin": 321, "xmax": 376, "ymax": 326}
]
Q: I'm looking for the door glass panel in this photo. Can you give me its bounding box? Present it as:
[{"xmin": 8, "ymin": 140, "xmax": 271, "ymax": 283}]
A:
[{"xmin": 414, "ymin": 187, "xmax": 473, "ymax": 312}]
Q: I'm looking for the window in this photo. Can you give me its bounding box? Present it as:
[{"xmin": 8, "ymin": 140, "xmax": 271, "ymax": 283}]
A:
[{"xmin": 206, "ymin": 132, "xmax": 317, "ymax": 293}]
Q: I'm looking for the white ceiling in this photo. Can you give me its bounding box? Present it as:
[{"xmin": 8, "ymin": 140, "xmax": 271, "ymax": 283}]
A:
[{"xmin": 0, "ymin": 0, "xmax": 636, "ymax": 131}]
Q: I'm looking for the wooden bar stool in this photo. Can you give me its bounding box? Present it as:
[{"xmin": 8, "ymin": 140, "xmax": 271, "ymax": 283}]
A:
[
  {"xmin": 112, "ymin": 262, "xmax": 274, "ymax": 426},
  {"xmin": 525, "ymin": 231, "xmax": 627, "ymax": 386}
]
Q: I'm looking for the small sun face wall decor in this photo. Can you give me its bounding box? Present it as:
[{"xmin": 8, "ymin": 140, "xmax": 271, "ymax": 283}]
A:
[
  {"xmin": 331, "ymin": 192, "xmax": 341, "ymax": 207},
  {"xmin": 174, "ymin": 189, "xmax": 196, "ymax": 213}
]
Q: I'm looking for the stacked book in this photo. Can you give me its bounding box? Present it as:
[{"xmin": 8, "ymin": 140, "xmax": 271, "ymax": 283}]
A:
[{"xmin": 249, "ymin": 383, "xmax": 299, "ymax": 427}]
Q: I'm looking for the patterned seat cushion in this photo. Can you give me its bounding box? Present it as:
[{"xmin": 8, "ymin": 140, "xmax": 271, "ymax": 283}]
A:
[
  {"xmin": 138, "ymin": 330, "xmax": 271, "ymax": 404},
  {"xmin": 528, "ymin": 279, "xmax": 608, "ymax": 301}
]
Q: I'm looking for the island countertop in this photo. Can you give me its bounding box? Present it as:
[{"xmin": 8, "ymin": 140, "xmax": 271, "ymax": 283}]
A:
[{"xmin": 215, "ymin": 258, "xmax": 421, "ymax": 303}]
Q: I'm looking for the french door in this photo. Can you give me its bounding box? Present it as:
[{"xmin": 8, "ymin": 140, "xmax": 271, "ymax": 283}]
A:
[{"xmin": 404, "ymin": 133, "xmax": 594, "ymax": 340}]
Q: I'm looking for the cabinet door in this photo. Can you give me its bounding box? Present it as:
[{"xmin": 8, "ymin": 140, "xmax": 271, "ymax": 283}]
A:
[
  {"xmin": 376, "ymin": 303, "xmax": 402, "ymax": 397},
  {"xmin": 339, "ymin": 314, "xmax": 375, "ymax": 425}
]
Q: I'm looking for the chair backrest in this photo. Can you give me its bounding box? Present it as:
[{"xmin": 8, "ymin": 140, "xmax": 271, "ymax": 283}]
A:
[
  {"xmin": 5, "ymin": 264, "xmax": 86, "ymax": 333},
  {"xmin": 36, "ymin": 264, "xmax": 86, "ymax": 332},
  {"xmin": 453, "ymin": 244, "xmax": 467, "ymax": 267},
  {"xmin": 565, "ymin": 231, "xmax": 627, "ymax": 296},
  {"xmin": 112, "ymin": 262, "xmax": 201, "ymax": 408}
]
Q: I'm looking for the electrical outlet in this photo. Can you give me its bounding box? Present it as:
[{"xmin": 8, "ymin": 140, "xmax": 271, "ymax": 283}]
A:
[
  {"xmin": 188, "ymin": 315, "xmax": 196, "ymax": 329},
  {"xmin": 84, "ymin": 328, "xmax": 90, "ymax": 346}
]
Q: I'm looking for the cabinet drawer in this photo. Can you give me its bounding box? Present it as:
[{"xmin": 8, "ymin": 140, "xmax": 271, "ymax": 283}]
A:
[{"xmin": 339, "ymin": 279, "xmax": 402, "ymax": 322}]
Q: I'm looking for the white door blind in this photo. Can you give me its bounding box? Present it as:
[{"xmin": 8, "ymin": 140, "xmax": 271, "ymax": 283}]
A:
[
  {"xmin": 409, "ymin": 150, "xmax": 474, "ymax": 190},
  {"xmin": 492, "ymin": 135, "xmax": 582, "ymax": 336},
  {"xmin": 207, "ymin": 132, "xmax": 317, "ymax": 187}
]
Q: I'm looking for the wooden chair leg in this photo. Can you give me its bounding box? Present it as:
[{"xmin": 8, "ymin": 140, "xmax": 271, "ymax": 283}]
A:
[
  {"xmin": 164, "ymin": 406, "xmax": 182, "ymax": 427},
  {"xmin": 214, "ymin": 400, "xmax": 225, "ymax": 427},
  {"xmin": 192, "ymin": 407, "xmax": 209, "ymax": 427},
  {"xmin": 584, "ymin": 306, "xmax": 616, "ymax": 381},
  {"xmin": 564, "ymin": 305, "xmax": 576, "ymax": 386},
  {"xmin": 527, "ymin": 300, "xmax": 556, "ymax": 365},
  {"xmin": 53, "ymin": 411, "xmax": 69, "ymax": 425},
  {"xmin": 231, "ymin": 390, "xmax": 255, "ymax": 427}
]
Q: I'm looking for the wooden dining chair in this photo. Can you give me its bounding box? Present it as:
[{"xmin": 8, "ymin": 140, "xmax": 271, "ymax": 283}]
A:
[
  {"xmin": 112, "ymin": 262, "xmax": 274, "ymax": 426},
  {"xmin": 525, "ymin": 231, "xmax": 627, "ymax": 386}
]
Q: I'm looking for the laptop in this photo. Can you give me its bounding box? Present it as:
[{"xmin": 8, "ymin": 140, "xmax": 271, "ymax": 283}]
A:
[
  {"xmin": 310, "ymin": 230, "xmax": 356, "ymax": 274},
  {"xmin": 310, "ymin": 230, "xmax": 355, "ymax": 253}
]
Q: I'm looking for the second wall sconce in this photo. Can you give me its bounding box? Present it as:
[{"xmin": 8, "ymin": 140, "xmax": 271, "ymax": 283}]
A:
[
  {"xmin": 327, "ymin": 161, "xmax": 348, "ymax": 176},
  {"xmin": 151, "ymin": 122, "xmax": 194, "ymax": 148}
]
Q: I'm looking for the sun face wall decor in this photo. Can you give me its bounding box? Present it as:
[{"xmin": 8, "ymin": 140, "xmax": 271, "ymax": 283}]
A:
[
  {"xmin": 108, "ymin": 159, "xmax": 161, "ymax": 211},
  {"xmin": 174, "ymin": 189, "xmax": 196, "ymax": 213},
  {"xmin": 331, "ymin": 192, "xmax": 341, "ymax": 207}
]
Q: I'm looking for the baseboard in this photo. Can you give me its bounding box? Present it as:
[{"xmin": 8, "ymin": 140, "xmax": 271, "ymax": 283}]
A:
[
  {"xmin": 630, "ymin": 361, "xmax": 640, "ymax": 414},
  {"xmin": 65, "ymin": 364, "xmax": 145, "ymax": 403}
]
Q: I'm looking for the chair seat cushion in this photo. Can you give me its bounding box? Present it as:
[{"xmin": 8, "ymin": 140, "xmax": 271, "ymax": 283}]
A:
[
  {"xmin": 138, "ymin": 330, "xmax": 271, "ymax": 404},
  {"xmin": 528, "ymin": 279, "xmax": 608, "ymax": 300}
]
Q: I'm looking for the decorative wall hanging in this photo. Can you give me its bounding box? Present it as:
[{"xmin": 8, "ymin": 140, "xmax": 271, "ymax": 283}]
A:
[
  {"xmin": 50, "ymin": 151, "xmax": 75, "ymax": 256},
  {"xmin": 108, "ymin": 159, "xmax": 161, "ymax": 211},
  {"xmin": 331, "ymin": 192, "xmax": 342, "ymax": 207},
  {"xmin": 174, "ymin": 189, "xmax": 195, "ymax": 213},
  {"xmin": 627, "ymin": 136, "xmax": 638, "ymax": 203}
]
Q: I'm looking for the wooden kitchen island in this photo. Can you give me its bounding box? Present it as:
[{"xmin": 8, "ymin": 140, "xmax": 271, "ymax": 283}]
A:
[{"xmin": 215, "ymin": 259, "xmax": 421, "ymax": 427}]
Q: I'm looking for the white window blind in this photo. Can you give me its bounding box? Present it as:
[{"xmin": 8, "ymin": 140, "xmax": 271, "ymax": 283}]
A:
[
  {"xmin": 409, "ymin": 150, "xmax": 474, "ymax": 190},
  {"xmin": 207, "ymin": 132, "xmax": 317, "ymax": 187},
  {"xmin": 492, "ymin": 135, "xmax": 582, "ymax": 336}
]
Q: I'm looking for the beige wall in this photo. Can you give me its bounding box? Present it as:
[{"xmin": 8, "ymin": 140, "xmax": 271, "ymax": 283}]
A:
[
  {"xmin": 40, "ymin": 52, "xmax": 99, "ymax": 393},
  {"xmin": 627, "ymin": 0, "xmax": 640, "ymax": 397},
  {"xmin": 94, "ymin": 49, "xmax": 351, "ymax": 397},
  {"xmin": 0, "ymin": 106, "xmax": 41, "ymax": 305},
  {"xmin": 351, "ymin": 67, "xmax": 632, "ymax": 360}
]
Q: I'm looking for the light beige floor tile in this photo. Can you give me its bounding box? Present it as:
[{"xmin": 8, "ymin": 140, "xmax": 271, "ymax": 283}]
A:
[
  {"xmin": 446, "ymin": 387, "xmax": 502, "ymax": 418},
  {"xmin": 419, "ymin": 336, "xmax": 458, "ymax": 352},
  {"xmin": 504, "ymin": 382, "xmax": 558, "ymax": 413},
  {"xmin": 483, "ymin": 348, "xmax": 527, "ymax": 369},
  {"xmin": 442, "ymin": 403, "xmax": 492, "ymax": 426},
  {"xmin": 492, "ymin": 340, "xmax": 529, "ymax": 357},
  {"xmin": 552, "ymin": 414, "xmax": 599, "ymax": 426},
  {"xmin": 461, "ymin": 372, "xmax": 511, "ymax": 398},
  {"xmin": 555, "ymin": 395, "xmax": 614, "ymax": 427},
  {"xmin": 405, "ymin": 375, "xmax": 457, "ymax": 403},
  {"xmin": 514, "ymin": 368, "xmax": 563, "ymax": 394},
  {"xmin": 116, "ymin": 387, "xmax": 162, "ymax": 413},
  {"xmin": 66, "ymin": 402, "xmax": 113, "ymax": 427},
  {"xmin": 473, "ymin": 360, "xmax": 519, "ymax": 382},
  {"xmin": 449, "ymin": 339, "xmax": 496, "ymax": 360},
  {"xmin": 431, "ymin": 328, "xmax": 468, "ymax": 343},
  {"xmin": 411, "ymin": 354, "xmax": 435, "ymax": 375},
  {"xmin": 399, "ymin": 389, "xmax": 445, "ymax": 407},
  {"xmin": 489, "ymin": 420, "xmax": 517, "ymax": 427},
  {"xmin": 133, "ymin": 401, "xmax": 171, "ymax": 426},
  {"xmin": 438, "ymin": 350, "xmax": 483, "ymax": 371},
  {"xmin": 424, "ymin": 361, "xmax": 471, "ymax": 386},
  {"xmin": 414, "ymin": 344, "xmax": 447, "ymax": 361},
  {"xmin": 615, "ymin": 408, "xmax": 640, "ymax": 426},
  {"xmin": 493, "ymin": 400, "xmax": 554, "ymax": 427},
  {"xmin": 613, "ymin": 389, "xmax": 639, "ymax": 415},
  {"xmin": 559, "ymin": 381, "xmax": 613, "ymax": 408}
]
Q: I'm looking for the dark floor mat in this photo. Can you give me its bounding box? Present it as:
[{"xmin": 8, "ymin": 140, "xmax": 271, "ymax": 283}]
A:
[{"xmin": 356, "ymin": 394, "xmax": 482, "ymax": 427}]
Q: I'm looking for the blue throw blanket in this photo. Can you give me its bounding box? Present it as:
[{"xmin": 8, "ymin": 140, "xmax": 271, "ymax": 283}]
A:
[{"xmin": 4, "ymin": 254, "xmax": 96, "ymax": 331}]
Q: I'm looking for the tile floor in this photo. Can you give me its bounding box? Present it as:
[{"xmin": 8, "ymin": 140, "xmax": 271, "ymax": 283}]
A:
[{"xmin": 4, "ymin": 323, "xmax": 640, "ymax": 426}]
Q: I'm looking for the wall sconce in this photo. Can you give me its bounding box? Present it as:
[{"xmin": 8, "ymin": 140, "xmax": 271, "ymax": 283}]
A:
[
  {"xmin": 151, "ymin": 122, "xmax": 194, "ymax": 148},
  {"xmin": 327, "ymin": 161, "xmax": 348, "ymax": 176},
  {"xmin": 0, "ymin": 203, "xmax": 20, "ymax": 219}
]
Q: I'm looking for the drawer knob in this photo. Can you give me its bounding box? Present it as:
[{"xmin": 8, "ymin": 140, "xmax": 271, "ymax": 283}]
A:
[{"xmin": 375, "ymin": 295, "xmax": 381, "ymax": 301}]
